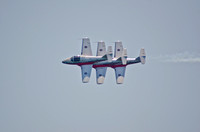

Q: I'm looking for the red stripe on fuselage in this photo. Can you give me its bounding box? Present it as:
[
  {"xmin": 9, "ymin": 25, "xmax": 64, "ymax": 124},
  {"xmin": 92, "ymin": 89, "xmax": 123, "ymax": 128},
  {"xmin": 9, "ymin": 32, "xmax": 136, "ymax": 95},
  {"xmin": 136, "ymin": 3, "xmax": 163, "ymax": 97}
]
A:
[
  {"xmin": 93, "ymin": 64, "xmax": 109, "ymax": 68},
  {"xmin": 93, "ymin": 64, "xmax": 127, "ymax": 68},
  {"xmin": 77, "ymin": 62, "xmax": 95, "ymax": 66},
  {"xmin": 111, "ymin": 64, "xmax": 127, "ymax": 68}
]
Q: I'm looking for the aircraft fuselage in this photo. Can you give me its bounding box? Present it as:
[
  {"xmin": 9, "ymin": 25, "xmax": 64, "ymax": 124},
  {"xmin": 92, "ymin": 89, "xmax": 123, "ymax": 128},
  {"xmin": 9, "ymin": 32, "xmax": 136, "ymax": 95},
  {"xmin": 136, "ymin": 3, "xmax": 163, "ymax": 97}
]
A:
[
  {"xmin": 62, "ymin": 55, "xmax": 107, "ymax": 66},
  {"xmin": 62, "ymin": 37, "xmax": 146, "ymax": 84},
  {"xmin": 93, "ymin": 57, "xmax": 141, "ymax": 68}
]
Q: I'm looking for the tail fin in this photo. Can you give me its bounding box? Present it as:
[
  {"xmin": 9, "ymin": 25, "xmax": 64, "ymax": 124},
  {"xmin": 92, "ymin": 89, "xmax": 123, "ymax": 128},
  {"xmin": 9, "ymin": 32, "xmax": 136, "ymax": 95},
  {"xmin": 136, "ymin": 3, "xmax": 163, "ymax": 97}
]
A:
[
  {"xmin": 101, "ymin": 46, "xmax": 112, "ymax": 62},
  {"xmin": 121, "ymin": 48, "xmax": 127, "ymax": 65},
  {"xmin": 139, "ymin": 48, "xmax": 146, "ymax": 64},
  {"xmin": 106, "ymin": 46, "xmax": 113, "ymax": 62},
  {"xmin": 116, "ymin": 48, "xmax": 128, "ymax": 65}
]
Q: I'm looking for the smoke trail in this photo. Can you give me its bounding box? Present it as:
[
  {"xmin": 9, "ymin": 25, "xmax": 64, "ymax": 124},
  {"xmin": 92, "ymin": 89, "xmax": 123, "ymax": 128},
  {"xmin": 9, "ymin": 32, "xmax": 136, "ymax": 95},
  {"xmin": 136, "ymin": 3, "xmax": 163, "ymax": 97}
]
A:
[{"xmin": 151, "ymin": 52, "xmax": 200, "ymax": 63}]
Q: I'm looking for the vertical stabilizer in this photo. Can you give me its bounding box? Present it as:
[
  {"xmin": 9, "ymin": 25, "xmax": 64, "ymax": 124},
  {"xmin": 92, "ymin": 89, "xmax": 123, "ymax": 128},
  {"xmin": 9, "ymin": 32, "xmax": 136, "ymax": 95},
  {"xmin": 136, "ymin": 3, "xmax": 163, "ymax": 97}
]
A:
[
  {"xmin": 106, "ymin": 46, "xmax": 113, "ymax": 62},
  {"xmin": 121, "ymin": 48, "xmax": 127, "ymax": 65},
  {"xmin": 139, "ymin": 48, "xmax": 146, "ymax": 64}
]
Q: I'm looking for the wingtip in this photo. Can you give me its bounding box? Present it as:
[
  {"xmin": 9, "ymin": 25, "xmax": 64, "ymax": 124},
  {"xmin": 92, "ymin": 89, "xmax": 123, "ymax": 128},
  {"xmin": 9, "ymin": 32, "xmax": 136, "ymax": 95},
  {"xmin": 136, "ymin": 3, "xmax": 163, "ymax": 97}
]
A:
[
  {"xmin": 82, "ymin": 76, "xmax": 90, "ymax": 83},
  {"xmin": 82, "ymin": 37, "xmax": 89, "ymax": 40},
  {"xmin": 116, "ymin": 76, "xmax": 124, "ymax": 84},
  {"xmin": 97, "ymin": 76, "xmax": 105, "ymax": 84}
]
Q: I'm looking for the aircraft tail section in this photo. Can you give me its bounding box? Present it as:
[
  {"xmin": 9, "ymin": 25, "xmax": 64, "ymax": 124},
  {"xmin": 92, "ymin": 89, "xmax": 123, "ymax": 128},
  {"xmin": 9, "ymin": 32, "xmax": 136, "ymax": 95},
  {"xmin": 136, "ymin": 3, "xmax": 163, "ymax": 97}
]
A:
[
  {"xmin": 116, "ymin": 48, "xmax": 127, "ymax": 65},
  {"xmin": 106, "ymin": 46, "xmax": 113, "ymax": 62},
  {"xmin": 121, "ymin": 48, "xmax": 127, "ymax": 65},
  {"xmin": 139, "ymin": 48, "xmax": 146, "ymax": 64},
  {"xmin": 101, "ymin": 46, "xmax": 112, "ymax": 62}
]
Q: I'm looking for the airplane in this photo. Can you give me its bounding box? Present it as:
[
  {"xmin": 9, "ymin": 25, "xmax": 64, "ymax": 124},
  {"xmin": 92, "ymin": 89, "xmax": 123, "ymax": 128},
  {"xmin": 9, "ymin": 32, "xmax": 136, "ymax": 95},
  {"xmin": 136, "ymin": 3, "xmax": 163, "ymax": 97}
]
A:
[
  {"xmin": 93, "ymin": 41, "xmax": 146, "ymax": 84},
  {"xmin": 62, "ymin": 37, "xmax": 112, "ymax": 83},
  {"xmin": 62, "ymin": 38, "xmax": 146, "ymax": 84}
]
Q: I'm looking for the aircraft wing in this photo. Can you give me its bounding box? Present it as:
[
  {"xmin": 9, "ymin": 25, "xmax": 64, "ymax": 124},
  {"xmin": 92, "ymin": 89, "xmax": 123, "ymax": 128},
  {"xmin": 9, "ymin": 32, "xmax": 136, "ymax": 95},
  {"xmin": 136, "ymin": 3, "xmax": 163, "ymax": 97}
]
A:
[
  {"xmin": 95, "ymin": 67, "xmax": 107, "ymax": 84},
  {"xmin": 96, "ymin": 41, "xmax": 106, "ymax": 56},
  {"xmin": 114, "ymin": 41, "xmax": 123, "ymax": 58},
  {"xmin": 81, "ymin": 65, "xmax": 92, "ymax": 83},
  {"xmin": 81, "ymin": 38, "xmax": 92, "ymax": 56},
  {"xmin": 114, "ymin": 67, "xmax": 126, "ymax": 84}
]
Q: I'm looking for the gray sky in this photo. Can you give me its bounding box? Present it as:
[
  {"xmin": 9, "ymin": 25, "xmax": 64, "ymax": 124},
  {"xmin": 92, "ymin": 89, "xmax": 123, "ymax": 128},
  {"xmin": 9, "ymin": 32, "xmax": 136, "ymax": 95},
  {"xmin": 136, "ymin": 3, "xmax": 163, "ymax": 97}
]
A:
[{"xmin": 0, "ymin": 0, "xmax": 200, "ymax": 132}]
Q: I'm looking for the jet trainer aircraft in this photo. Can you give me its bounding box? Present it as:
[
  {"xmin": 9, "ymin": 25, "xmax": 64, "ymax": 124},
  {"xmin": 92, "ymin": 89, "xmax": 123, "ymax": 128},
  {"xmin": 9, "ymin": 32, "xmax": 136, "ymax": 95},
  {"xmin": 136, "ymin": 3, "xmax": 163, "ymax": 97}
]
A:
[
  {"xmin": 62, "ymin": 37, "xmax": 146, "ymax": 84},
  {"xmin": 62, "ymin": 37, "xmax": 112, "ymax": 83}
]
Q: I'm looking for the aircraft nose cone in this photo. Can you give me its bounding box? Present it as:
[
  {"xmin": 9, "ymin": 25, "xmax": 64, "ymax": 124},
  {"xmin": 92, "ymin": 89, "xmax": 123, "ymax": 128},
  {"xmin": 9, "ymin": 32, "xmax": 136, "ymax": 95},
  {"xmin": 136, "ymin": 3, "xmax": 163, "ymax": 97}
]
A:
[{"xmin": 62, "ymin": 58, "xmax": 70, "ymax": 64}]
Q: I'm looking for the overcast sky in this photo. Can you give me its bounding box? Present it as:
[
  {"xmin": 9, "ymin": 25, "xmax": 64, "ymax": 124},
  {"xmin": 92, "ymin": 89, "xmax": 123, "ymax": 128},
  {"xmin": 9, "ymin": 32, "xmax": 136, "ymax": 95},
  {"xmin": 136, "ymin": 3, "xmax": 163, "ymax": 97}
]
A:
[{"xmin": 0, "ymin": 0, "xmax": 200, "ymax": 132}]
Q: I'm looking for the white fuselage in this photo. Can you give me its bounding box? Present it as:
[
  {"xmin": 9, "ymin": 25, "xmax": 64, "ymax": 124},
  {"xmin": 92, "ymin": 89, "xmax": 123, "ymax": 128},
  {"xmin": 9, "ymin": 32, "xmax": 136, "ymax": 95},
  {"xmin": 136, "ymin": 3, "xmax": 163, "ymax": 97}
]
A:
[
  {"xmin": 62, "ymin": 55, "xmax": 107, "ymax": 66},
  {"xmin": 93, "ymin": 57, "xmax": 141, "ymax": 68}
]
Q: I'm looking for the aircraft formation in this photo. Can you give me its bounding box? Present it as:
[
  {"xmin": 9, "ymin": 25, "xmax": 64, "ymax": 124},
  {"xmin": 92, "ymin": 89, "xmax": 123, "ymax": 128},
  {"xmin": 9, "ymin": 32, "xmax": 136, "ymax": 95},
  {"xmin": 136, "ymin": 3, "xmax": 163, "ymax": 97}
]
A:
[{"xmin": 62, "ymin": 37, "xmax": 146, "ymax": 84}]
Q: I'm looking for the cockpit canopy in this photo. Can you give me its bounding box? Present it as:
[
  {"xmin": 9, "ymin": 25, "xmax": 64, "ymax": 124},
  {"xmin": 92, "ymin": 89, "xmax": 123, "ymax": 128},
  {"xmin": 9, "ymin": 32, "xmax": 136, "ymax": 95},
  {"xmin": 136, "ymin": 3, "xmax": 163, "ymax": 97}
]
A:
[{"xmin": 70, "ymin": 56, "xmax": 80, "ymax": 62}]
